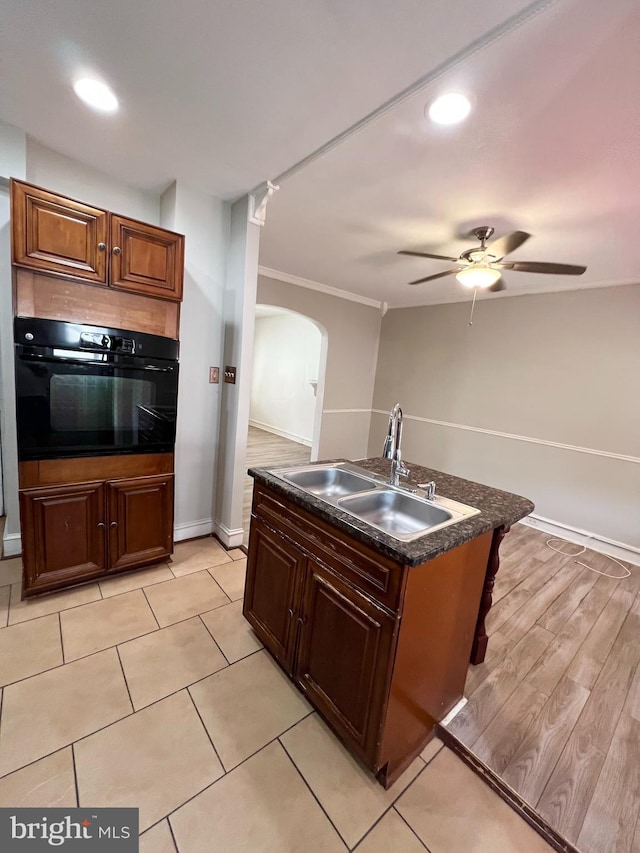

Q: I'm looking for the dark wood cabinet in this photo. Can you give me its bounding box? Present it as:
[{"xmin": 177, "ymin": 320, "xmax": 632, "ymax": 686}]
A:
[
  {"xmin": 244, "ymin": 482, "xmax": 493, "ymax": 788},
  {"xmin": 19, "ymin": 471, "xmax": 174, "ymax": 596},
  {"xmin": 11, "ymin": 181, "xmax": 108, "ymax": 284},
  {"xmin": 10, "ymin": 180, "xmax": 184, "ymax": 302},
  {"xmin": 20, "ymin": 482, "xmax": 106, "ymax": 594},
  {"xmin": 244, "ymin": 519, "xmax": 304, "ymax": 675},
  {"xmin": 107, "ymin": 475, "xmax": 174, "ymax": 572},
  {"xmin": 295, "ymin": 558, "xmax": 396, "ymax": 765},
  {"xmin": 110, "ymin": 216, "xmax": 184, "ymax": 302}
]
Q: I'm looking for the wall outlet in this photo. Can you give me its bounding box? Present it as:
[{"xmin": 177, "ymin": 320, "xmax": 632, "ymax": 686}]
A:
[
  {"xmin": 224, "ymin": 366, "xmax": 237, "ymax": 384},
  {"xmin": 209, "ymin": 366, "xmax": 219, "ymax": 384}
]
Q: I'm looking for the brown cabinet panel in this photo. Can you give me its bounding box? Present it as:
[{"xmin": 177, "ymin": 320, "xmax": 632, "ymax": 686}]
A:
[
  {"xmin": 20, "ymin": 482, "xmax": 106, "ymax": 595},
  {"xmin": 107, "ymin": 474, "xmax": 174, "ymax": 572},
  {"xmin": 110, "ymin": 216, "xmax": 184, "ymax": 301},
  {"xmin": 11, "ymin": 180, "xmax": 108, "ymax": 283},
  {"xmin": 295, "ymin": 560, "xmax": 396, "ymax": 766},
  {"xmin": 243, "ymin": 519, "xmax": 304, "ymax": 675}
]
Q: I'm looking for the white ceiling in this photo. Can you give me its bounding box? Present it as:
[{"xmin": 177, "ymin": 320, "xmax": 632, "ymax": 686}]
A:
[
  {"xmin": 260, "ymin": 0, "xmax": 640, "ymax": 306},
  {"xmin": 2, "ymin": 0, "xmax": 639, "ymax": 307}
]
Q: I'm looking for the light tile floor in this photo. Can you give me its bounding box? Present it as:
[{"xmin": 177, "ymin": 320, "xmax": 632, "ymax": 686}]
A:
[{"xmin": 0, "ymin": 537, "xmax": 557, "ymax": 852}]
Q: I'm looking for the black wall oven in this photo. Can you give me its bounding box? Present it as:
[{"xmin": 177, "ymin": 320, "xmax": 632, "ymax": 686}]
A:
[{"xmin": 14, "ymin": 318, "xmax": 179, "ymax": 461}]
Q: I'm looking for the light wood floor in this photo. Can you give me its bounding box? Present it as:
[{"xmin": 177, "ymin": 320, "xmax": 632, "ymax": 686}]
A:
[
  {"xmin": 242, "ymin": 426, "xmax": 311, "ymax": 545},
  {"xmin": 447, "ymin": 522, "xmax": 640, "ymax": 853}
]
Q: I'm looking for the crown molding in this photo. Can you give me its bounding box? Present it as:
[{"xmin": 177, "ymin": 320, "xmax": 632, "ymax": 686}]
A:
[{"xmin": 258, "ymin": 266, "xmax": 383, "ymax": 310}]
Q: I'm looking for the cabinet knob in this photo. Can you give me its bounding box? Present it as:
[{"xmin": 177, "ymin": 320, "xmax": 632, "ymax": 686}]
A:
[
  {"xmin": 110, "ymin": 521, "xmax": 118, "ymax": 529},
  {"xmin": 97, "ymin": 242, "xmax": 106, "ymax": 251},
  {"xmin": 288, "ymin": 608, "xmax": 295, "ymax": 618},
  {"xmin": 112, "ymin": 246, "xmax": 121, "ymax": 255},
  {"xmin": 97, "ymin": 522, "xmax": 105, "ymax": 529}
]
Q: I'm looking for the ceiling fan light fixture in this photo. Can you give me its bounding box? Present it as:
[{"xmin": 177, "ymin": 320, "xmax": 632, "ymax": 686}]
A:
[
  {"xmin": 456, "ymin": 265, "xmax": 501, "ymax": 289},
  {"xmin": 427, "ymin": 93, "xmax": 471, "ymax": 125}
]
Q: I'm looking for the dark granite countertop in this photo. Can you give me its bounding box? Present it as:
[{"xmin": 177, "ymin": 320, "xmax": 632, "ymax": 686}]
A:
[{"xmin": 249, "ymin": 457, "xmax": 534, "ymax": 567}]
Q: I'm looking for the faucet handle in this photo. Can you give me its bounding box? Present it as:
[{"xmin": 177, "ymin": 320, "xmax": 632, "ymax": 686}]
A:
[
  {"xmin": 397, "ymin": 460, "xmax": 410, "ymax": 479},
  {"xmin": 418, "ymin": 481, "xmax": 436, "ymax": 500}
]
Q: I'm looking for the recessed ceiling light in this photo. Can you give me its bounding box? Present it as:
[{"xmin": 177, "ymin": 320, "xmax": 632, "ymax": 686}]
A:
[
  {"xmin": 427, "ymin": 93, "xmax": 471, "ymax": 125},
  {"xmin": 73, "ymin": 78, "xmax": 119, "ymax": 113}
]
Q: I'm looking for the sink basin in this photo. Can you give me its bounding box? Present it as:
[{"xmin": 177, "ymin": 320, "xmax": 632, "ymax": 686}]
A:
[
  {"xmin": 338, "ymin": 490, "xmax": 452, "ymax": 539},
  {"xmin": 270, "ymin": 462, "xmax": 480, "ymax": 543},
  {"xmin": 280, "ymin": 466, "xmax": 375, "ymax": 499}
]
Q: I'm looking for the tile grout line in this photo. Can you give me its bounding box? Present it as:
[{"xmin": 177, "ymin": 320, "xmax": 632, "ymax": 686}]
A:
[
  {"xmin": 393, "ymin": 805, "xmax": 433, "ymax": 852},
  {"xmin": 166, "ymin": 816, "xmax": 180, "ymax": 852},
  {"xmin": 71, "ymin": 743, "xmax": 80, "ymax": 808},
  {"xmin": 114, "ymin": 646, "xmax": 136, "ymax": 715},
  {"xmin": 184, "ymin": 687, "xmax": 226, "ymax": 773},
  {"xmin": 275, "ymin": 737, "xmax": 350, "ymax": 850},
  {"xmin": 197, "ymin": 613, "xmax": 232, "ymax": 667},
  {"xmin": 155, "ymin": 708, "xmax": 318, "ymax": 830},
  {"xmin": 141, "ymin": 586, "xmax": 162, "ymax": 631}
]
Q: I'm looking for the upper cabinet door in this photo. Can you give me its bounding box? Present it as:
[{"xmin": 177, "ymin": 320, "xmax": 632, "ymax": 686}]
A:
[
  {"xmin": 110, "ymin": 216, "xmax": 184, "ymax": 302},
  {"xmin": 11, "ymin": 180, "xmax": 108, "ymax": 283}
]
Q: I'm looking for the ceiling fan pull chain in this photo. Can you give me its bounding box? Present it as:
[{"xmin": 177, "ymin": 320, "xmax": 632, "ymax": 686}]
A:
[{"xmin": 468, "ymin": 287, "xmax": 478, "ymax": 325}]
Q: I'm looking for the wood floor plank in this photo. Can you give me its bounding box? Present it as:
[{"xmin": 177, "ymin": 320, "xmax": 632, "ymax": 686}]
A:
[
  {"xmin": 471, "ymin": 680, "xmax": 548, "ymax": 774},
  {"xmin": 448, "ymin": 624, "xmax": 553, "ymax": 746},
  {"xmin": 488, "ymin": 558, "xmax": 550, "ymax": 630},
  {"xmin": 242, "ymin": 426, "xmax": 311, "ymax": 545},
  {"xmin": 464, "ymin": 631, "xmax": 509, "ymax": 696},
  {"xmin": 501, "ymin": 675, "xmax": 590, "ymax": 806},
  {"xmin": 536, "ymin": 725, "xmax": 607, "ymax": 844},
  {"xmin": 577, "ymin": 713, "xmax": 640, "ymax": 853},
  {"xmin": 499, "ymin": 559, "xmax": 583, "ymax": 644},
  {"xmin": 536, "ymin": 567, "xmax": 599, "ymax": 634},
  {"xmin": 569, "ymin": 597, "xmax": 640, "ymax": 755},
  {"xmin": 527, "ymin": 576, "xmax": 617, "ymax": 696},
  {"xmin": 627, "ymin": 661, "xmax": 640, "ymax": 722},
  {"xmin": 564, "ymin": 584, "xmax": 635, "ymax": 690}
]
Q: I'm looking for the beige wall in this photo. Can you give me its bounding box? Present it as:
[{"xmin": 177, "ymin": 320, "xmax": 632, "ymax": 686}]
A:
[
  {"xmin": 257, "ymin": 275, "xmax": 382, "ymax": 459},
  {"xmin": 368, "ymin": 285, "xmax": 640, "ymax": 549}
]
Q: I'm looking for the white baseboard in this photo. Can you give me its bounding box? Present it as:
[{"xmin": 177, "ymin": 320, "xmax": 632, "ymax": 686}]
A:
[
  {"xmin": 519, "ymin": 514, "xmax": 640, "ymax": 568},
  {"xmin": 214, "ymin": 520, "xmax": 244, "ymax": 549},
  {"xmin": 174, "ymin": 518, "xmax": 214, "ymax": 543},
  {"xmin": 249, "ymin": 419, "xmax": 312, "ymax": 447},
  {"xmin": 3, "ymin": 532, "xmax": 22, "ymax": 558}
]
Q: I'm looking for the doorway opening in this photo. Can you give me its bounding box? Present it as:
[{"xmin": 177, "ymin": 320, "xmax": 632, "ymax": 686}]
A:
[{"xmin": 242, "ymin": 305, "xmax": 327, "ymax": 543}]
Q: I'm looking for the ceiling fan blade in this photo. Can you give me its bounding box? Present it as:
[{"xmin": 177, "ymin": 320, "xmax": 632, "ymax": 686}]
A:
[
  {"xmin": 488, "ymin": 277, "xmax": 506, "ymax": 292},
  {"xmin": 408, "ymin": 269, "xmax": 460, "ymax": 286},
  {"xmin": 398, "ymin": 250, "xmax": 459, "ymax": 263},
  {"xmin": 486, "ymin": 230, "xmax": 531, "ymax": 260},
  {"xmin": 499, "ymin": 261, "xmax": 586, "ymax": 275}
]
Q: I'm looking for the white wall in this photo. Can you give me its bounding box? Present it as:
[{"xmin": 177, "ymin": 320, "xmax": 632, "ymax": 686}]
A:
[
  {"xmin": 26, "ymin": 138, "xmax": 159, "ymax": 223},
  {"xmin": 161, "ymin": 181, "xmax": 230, "ymax": 541},
  {"xmin": 368, "ymin": 285, "xmax": 640, "ymax": 551},
  {"xmin": 250, "ymin": 312, "xmax": 321, "ymax": 445},
  {"xmin": 257, "ymin": 275, "xmax": 382, "ymax": 459},
  {"xmin": 215, "ymin": 197, "xmax": 262, "ymax": 546},
  {"xmin": 0, "ymin": 119, "xmax": 27, "ymax": 555}
]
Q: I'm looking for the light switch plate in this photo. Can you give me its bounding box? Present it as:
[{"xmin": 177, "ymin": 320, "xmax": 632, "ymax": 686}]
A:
[
  {"xmin": 209, "ymin": 366, "xmax": 219, "ymax": 384},
  {"xmin": 224, "ymin": 366, "xmax": 237, "ymax": 384}
]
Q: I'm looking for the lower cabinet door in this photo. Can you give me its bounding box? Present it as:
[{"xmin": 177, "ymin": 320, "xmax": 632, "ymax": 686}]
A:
[
  {"xmin": 295, "ymin": 559, "xmax": 397, "ymax": 767},
  {"xmin": 107, "ymin": 474, "xmax": 174, "ymax": 572},
  {"xmin": 20, "ymin": 482, "xmax": 106, "ymax": 595},
  {"xmin": 243, "ymin": 519, "xmax": 305, "ymax": 675}
]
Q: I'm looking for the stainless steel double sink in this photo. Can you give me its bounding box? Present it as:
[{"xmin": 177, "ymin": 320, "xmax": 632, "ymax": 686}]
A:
[{"xmin": 270, "ymin": 462, "xmax": 480, "ymax": 543}]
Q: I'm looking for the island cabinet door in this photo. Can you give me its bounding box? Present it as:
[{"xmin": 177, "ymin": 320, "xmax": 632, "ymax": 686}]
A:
[
  {"xmin": 294, "ymin": 558, "xmax": 397, "ymax": 768},
  {"xmin": 243, "ymin": 519, "xmax": 305, "ymax": 676}
]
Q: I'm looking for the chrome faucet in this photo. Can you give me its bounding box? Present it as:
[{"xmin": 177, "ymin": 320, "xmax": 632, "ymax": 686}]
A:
[{"xmin": 382, "ymin": 403, "xmax": 410, "ymax": 486}]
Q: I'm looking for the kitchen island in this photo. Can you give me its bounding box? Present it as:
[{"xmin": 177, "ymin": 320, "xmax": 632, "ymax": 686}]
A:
[{"xmin": 244, "ymin": 457, "xmax": 533, "ymax": 787}]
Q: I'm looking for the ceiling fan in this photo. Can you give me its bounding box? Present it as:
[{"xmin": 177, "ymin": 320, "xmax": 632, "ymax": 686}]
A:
[{"xmin": 398, "ymin": 226, "xmax": 587, "ymax": 292}]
